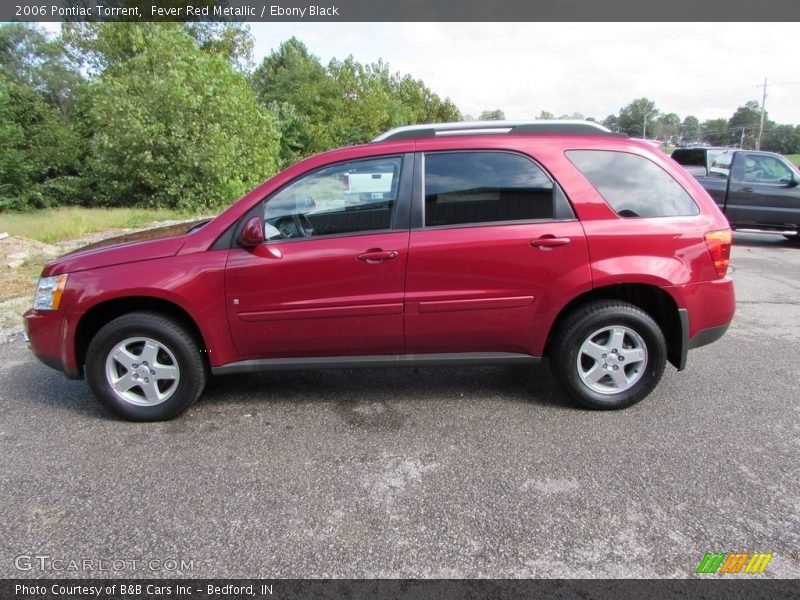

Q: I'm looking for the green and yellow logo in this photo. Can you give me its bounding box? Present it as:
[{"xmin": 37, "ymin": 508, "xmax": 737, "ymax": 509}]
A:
[{"xmin": 696, "ymin": 552, "xmax": 773, "ymax": 574}]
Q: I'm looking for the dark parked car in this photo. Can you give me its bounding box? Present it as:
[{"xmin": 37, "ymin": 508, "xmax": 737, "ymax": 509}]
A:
[
  {"xmin": 25, "ymin": 121, "xmax": 735, "ymax": 420},
  {"xmin": 672, "ymin": 147, "xmax": 800, "ymax": 241}
]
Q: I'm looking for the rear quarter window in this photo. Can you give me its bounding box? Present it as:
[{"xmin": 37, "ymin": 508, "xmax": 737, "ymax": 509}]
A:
[{"xmin": 566, "ymin": 150, "xmax": 700, "ymax": 218}]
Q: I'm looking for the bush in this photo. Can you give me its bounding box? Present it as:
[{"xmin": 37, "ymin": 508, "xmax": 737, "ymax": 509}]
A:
[{"xmin": 86, "ymin": 27, "xmax": 280, "ymax": 211}]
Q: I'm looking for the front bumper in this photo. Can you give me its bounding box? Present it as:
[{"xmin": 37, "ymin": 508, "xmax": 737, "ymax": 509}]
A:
[{"xmin": 23, "ymin": 309, "xmax": 82, "ymax": 379}]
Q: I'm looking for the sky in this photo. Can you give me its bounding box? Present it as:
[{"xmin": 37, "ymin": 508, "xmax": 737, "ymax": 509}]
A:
[{"xmin": 246, "ymin": 22, "xmax": 800, "ymax": 125}]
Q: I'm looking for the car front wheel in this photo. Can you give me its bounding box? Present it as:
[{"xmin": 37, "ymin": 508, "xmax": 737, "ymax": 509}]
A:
[
  {"xmin": 85, "ymin": 312, "xmax": 207, "ymax": 421},
  {"xmin": 549, "ymin": 300, "xmax": 666, "ymax": 410}
]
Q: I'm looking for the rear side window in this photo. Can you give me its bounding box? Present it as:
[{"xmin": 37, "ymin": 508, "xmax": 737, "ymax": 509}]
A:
[
  {"xmin": 424, "ymin": 151, "xmax": 559, "ymax": 227},
  {"xmin": 567, "ymin": 150, "xmax": 700, "ymax": 218}
]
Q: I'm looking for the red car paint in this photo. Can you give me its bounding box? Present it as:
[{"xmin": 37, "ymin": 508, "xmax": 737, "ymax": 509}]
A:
[{"xmin": 24, "ymin": 132, "xmax": 735, "ymax": 381}]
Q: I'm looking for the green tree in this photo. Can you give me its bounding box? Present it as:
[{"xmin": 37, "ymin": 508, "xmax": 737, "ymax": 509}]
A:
[
  {"xmin": 762, "ymin": 124, "xmax": 800, "ymax": 155},
  {"xmin": 0, "ymin": 77, "xmax": 86, "ymax": 210},
  {"xmin": 617, "ymin": 98, "xmax": 659, "ymax": 138},
  {"xmin": 251, "ymin": 37, "xmax": 340, "ymax": 154},
  {"xmin": 728, "ymin": 100, "xmax": 769, "ymax": 149},
  {"xmin": 602, "ymin": 114, "xmax": 619, "ymax": 132},
  {"xmin": 681, "ymin": 116, "xmax": 701, "ymax": 144},
  {"xmin": 537, "ymin": 110, "xmax": 555, "ymax": 120},
  {"xmin": 701, "ymin": 118, "xmax": 731, "ymax": 146},
  {"xmin": 0, "ymin": 23, "xmax": 84, "ymax": 120},
  {"xmin": 327, "ymin": 56, "xmax": 393, "ymax": 145},
  {"xmin": 385, "ymin": 67, "xmax": 460, "ymax": 124},
  {"xmin": 657, "ymin": 112, "xmax": 681, "ymax": 143},
  {"xmin": 479, "ymin": 109, "xmax": 505, "ymax": 120},
  {"xmin": 63, "ymin": 22, "xmax": 253, "ymax": 74},
  {"xmin": 86, "ymin": 26, "xmax": 279, "ymax": 210}
]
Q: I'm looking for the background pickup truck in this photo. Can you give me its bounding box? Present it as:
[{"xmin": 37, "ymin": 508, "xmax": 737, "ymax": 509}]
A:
[{"xmin": 672, "ymin": 147, "xmax": 800, "ymax": 240}]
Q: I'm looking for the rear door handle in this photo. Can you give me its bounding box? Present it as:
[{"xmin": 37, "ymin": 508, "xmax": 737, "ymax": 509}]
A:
[
  {"xmin": 740, "ymin": 187, "xmax": 754, "ymax": 193},
  {"xmin": 357, "ymin": 250, "xmax": 399, "ymax": 262},
  {"xmin": 530, "ymin": 236, "xmax": 571, "ymax": 248}
]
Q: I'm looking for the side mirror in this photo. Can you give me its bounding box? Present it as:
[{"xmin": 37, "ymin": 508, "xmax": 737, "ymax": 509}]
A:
[
  {"xmin": 788, "ymin": 176, "xmax": 799, "ymax": 188},
  {"xmin": 239, "ymin": 216, "xmax": 264, "ymax": 247}
]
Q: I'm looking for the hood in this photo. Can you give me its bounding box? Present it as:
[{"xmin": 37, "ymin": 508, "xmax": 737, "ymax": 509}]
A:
[{"xmin": 44, "ymin": 219, "xmax": 211, "ymax": 276}]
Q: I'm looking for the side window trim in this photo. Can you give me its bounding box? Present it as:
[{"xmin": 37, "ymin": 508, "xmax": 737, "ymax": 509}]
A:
[
  {"xmin": 413, "ymin": 149, "xmax": 573, "ymax": 230},
  {"xmin": 261, "ymin": 153, "xmax": 410, "ymax": 242}
]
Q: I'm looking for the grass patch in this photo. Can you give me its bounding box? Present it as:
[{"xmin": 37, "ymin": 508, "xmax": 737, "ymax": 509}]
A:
[
  {"xmin": 785, "ymin": 154, "xmax": 800, "ymax": 167},
  {"xmin": 0, "ymin": 207, "xmax": 195, "ymax": 244}
]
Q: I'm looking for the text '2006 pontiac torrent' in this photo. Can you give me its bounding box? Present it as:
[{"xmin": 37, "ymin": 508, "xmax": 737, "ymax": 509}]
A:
[{"xmin": 24, "ymin": 121, "xmax": 735, "ymax": 421}]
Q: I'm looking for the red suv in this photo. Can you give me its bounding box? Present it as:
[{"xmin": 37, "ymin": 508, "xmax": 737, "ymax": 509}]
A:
[{"xmin": 24, "ymin": 121, "xmax": 735, "ymax": 421}]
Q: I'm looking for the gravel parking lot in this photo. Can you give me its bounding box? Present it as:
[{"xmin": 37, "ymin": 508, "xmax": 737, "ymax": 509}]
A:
[{"xmin": 1, "ymin": 234, "xmax": 798, "ymax": 579}]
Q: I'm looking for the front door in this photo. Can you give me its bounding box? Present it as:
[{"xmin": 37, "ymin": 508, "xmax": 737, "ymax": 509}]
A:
[
  {"xmin": 225, "ymin": 155, "xmax": 411, "ymax": 358},
  {"xmin": 728, "ymin": 152, "xmax": 800, "ymax": 229}
]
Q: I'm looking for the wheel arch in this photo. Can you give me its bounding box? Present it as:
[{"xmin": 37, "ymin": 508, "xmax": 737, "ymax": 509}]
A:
[
  {"xmin": 75, "ymin": 296, "xmax": 209, "ymax": 371},
  {"xmin": 545, "ymin": 283, "xmax": 684, "ymax": 369}
]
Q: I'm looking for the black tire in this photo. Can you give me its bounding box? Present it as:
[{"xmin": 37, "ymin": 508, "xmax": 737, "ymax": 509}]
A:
[
  {"xmin": 85, "ymin": 312, "xmax": 207, "ymax": 421},
  {"xmin": 549, "ymin": 300, "xmax": 666, "ymax": 410},
  {"xmin": 783, "ymin": 234, "xmax": 800, "ymax": 243}
]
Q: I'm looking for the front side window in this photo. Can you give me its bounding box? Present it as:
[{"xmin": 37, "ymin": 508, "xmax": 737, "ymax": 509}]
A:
[
  {"xmin": 742, "ymin": 154, "xmax": 793, "ymax": 183},
  {"xmin": 566, "ymin": 150, "xmax": 699, "ymax": 218},
  {"xmin": 263, "ymin": 156, "xmax": 402, "ymax": 240},
  {"xmin": 424, "ymin": 151, "xmax": 556, "ymax": 227}
]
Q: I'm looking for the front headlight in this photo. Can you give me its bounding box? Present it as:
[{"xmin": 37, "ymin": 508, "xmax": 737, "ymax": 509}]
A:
[{"xmin": 34, "ymin": 274, "xmax": 68, "ymax": 311}]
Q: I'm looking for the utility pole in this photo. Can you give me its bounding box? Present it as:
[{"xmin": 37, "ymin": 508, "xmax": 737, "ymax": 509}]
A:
[
  {"xmin": 757, "ymin": 78, "xmax": 767, "ymax": 150},
  {"xmin": 740, "ymin": 127, "xmax": 746, "ymax": 148}
]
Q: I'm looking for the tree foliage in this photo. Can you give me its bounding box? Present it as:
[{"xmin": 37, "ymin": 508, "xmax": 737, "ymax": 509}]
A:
[
  {"xmin": 85, "ymin": 26, "xmax": 278, "ymax": 211},
  {"xmin": 479, "ymin": 109, "xmax": 505, "ymax": 121},
  {"xmin": 681, "ymin": 116, "xmax": 701, "ymax": 144},
  {"xmin": 727, "ymin": 100, "xmax": 768, "ymax": 148},
  {"xmin": 616, "ymin": 98, "xmax": 659, "ymax": 138},
  {"xmin": 251, "ymin": 38, "xmax": 461, "ymax": 156},
  {"xmin": 762, "ymin": 124, "xmax": 800, "ymax": 155}
]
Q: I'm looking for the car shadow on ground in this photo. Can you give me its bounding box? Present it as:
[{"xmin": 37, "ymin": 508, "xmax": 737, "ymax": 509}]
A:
[
  {"xmin": 15, "ymin": 353, "xmax": 577, "ymax": 421},
  {"xmin": 200, "ymin": 362, "xmax": 576, "ymax": 412}
]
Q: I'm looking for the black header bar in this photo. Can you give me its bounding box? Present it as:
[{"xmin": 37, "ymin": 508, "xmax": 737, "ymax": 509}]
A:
[{"xmin": 3, "ymin": 0, "xmax": 800, "ymax": 22}]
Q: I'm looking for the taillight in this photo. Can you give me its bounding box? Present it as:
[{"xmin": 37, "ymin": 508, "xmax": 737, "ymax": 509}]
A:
[{"xmin": 704, "ymin": 229, "xmax": 732, "ymax": 278}]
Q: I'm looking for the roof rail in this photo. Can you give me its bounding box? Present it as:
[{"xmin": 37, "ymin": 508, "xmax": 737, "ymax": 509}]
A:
[{"xmin": 373, "ymin": 120, "xmax": 617, "ymax": 142}]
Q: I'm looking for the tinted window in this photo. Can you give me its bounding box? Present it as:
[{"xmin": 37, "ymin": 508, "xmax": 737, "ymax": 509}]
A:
[
  {"xmin": 567, "ymin": 150, "xmax": 699, "ymax": 218},
  {"xmin": 424, "ymin": 152, "xmax": 555, "ymax": 227},
  {"xmin": 264, "ymin": 156, "xmax": 402, "ymax": 240}
]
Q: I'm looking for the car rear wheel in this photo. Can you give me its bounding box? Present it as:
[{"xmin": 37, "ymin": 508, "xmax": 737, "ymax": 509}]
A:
[
  {"xmin": 549, "ymin": 300, "xmax": 666, "ymax": 410},
  {"xmin": 86, "ymin": 312, "xmax": 207, "ymax": 421}
]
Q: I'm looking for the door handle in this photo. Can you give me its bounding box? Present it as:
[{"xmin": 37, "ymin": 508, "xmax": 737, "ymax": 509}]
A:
[
  {"xmin": 530, "ymin": 236, "xmax": 571, "ymax": 248},
  {"xmin": 357, "ymin": 250, "xmax": 399, "ymax": 262},
  {"xmin": 741, "ymin": 187, "xmax": 754, "ymax": 193}
]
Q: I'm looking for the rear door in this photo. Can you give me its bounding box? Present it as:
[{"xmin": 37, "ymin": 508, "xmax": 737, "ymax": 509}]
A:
[
  {"xmin": 225, "ymin": 154, "xmax": 412, "ymax": 358},
  {"xmin": 404, "ymin": 150, "xmax": 590, "ymax": 356}
]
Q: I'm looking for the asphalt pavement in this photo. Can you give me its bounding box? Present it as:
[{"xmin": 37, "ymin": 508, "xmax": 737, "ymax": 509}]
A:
[{"xmin": 1, "ymin": 234, "xmax": 798, "ymax": 579}]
